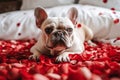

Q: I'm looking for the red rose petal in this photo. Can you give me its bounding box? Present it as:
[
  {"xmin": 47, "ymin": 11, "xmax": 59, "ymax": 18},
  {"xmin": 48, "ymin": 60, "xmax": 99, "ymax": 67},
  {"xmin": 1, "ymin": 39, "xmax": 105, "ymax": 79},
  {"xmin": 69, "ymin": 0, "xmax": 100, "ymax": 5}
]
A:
[
  {"xmin": 116, "ymin": 37, "xmax": 120, "ymax": 40},
  {"xmin": 103, "ymin": 0, "xmax": 108, "ymax": 3},
  {"xmin": 34, "ymin": 74, "xmax": 49, "ymax": 80},
  {"xmin": 113, "ymin": 11, "xmax": 116, "ymax": 14},
  {"xmin": 0, "ymin": 69, "xmax": 7, "ymax": 77},
  {"xmin": 114, "ymin": 19, "xmax": 119, "ymax": 24},
  {"xmin": 19, "ymin": 69, "xmax": 33, "ymax": 80},
  {"xmin": 111, "ymin": 8, "xmax": 115, "ymax": 11},
  {"xmin": 8, "ymin": 68, "xmax": 20, "ymax": 80},
  {"xmin": 60, "ymin": 63, "xmax": 69, "ymax": 74},
  {"xmin": 91, "ymin": 74, "xmax": 102, "ymax": 80},
  {"xmin": 0, "ymin": 76, "xmax": 6, "ymax": 80},
  {"xmin": 68, "ymin": 68, "xmax": 87, "ymax": 80},
  {"xmin": 77, "ymin": 23, "xmax": 81, "ymax": 28},
  {"xmin": 47, "ymin": 73, "xmax": 61, "ymax": 80},
  {"xmin": 79, "ymin": 67, "xmax": 92, "ymax": 80},
  {"xmin": 18, "ymin": 33, "xmax": 21, "ymax": 36},
  {"xmin": 12, "ymin": 63, "xmax": 25, "ymax": 68},
  {"xmin": 17, "ymin": 23, "xmax": 20, "ymax": 27}
]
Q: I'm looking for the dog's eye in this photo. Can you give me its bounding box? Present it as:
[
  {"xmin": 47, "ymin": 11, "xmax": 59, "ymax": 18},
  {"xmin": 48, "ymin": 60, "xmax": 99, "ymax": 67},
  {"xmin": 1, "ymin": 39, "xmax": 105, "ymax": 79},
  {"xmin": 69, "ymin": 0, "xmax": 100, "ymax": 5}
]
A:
[
  {"xmin": 66, "ymin": 28, "xmax": 73, "ymax": 32},
  {"xmin": 45, "ymin": 27, "xmax": 53, "ymax": 34}
]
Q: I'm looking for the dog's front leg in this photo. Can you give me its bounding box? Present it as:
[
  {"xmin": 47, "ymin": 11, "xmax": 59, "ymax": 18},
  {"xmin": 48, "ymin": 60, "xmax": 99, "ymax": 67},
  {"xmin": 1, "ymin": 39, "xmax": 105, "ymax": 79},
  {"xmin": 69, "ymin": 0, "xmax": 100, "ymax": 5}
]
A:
[{"xmin": 29, "ymin": 46, "xmax": 41, "ymax": 61}]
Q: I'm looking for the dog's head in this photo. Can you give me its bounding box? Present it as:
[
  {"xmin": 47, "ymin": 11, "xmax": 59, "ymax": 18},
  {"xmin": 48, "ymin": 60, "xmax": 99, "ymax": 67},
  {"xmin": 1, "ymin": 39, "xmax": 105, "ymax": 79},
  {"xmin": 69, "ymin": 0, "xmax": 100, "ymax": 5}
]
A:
[{"xmin": 35, "ymin": 7, "xmax": 78, "ymax": 52}]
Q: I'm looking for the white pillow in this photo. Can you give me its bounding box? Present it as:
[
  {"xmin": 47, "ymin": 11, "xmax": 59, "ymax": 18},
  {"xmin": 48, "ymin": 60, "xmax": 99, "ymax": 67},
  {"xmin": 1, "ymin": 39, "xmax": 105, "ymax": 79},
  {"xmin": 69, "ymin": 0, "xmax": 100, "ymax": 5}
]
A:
[
  {"xmin": 21, "ymin": 0, "xmax": 74, "ymax": 10},
  {"xmin": 79, "ymin": 0, "xmax": 120, "ymax": 11}
]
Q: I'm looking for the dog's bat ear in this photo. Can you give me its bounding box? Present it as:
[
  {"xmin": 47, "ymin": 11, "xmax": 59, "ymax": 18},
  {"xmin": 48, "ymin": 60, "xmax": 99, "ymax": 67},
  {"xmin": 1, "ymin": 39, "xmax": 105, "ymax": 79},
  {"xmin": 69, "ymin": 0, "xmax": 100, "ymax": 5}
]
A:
[
  {"xmin": 67, "ymin": 7, "xmax": 78, "ymax": 25},
  {"xmin": 34, "ymin": 7, "xmax": 48, "ymax": 28}
]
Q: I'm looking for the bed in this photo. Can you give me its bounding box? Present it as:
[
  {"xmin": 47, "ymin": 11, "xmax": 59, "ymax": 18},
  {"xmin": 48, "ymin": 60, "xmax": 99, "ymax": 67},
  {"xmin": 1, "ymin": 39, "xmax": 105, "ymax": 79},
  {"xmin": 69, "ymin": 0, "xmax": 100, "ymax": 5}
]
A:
[{"xmin": 0, "ymin": 0, "xmax": 120, "ymax": 80}]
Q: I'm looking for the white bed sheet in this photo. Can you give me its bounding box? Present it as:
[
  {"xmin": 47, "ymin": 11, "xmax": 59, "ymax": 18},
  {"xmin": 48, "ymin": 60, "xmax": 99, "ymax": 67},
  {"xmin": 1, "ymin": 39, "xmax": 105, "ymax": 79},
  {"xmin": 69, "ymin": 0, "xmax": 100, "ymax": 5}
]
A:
[{"xmin": 0, "ymin": 4, "xmax": 120, "ymax": 41}]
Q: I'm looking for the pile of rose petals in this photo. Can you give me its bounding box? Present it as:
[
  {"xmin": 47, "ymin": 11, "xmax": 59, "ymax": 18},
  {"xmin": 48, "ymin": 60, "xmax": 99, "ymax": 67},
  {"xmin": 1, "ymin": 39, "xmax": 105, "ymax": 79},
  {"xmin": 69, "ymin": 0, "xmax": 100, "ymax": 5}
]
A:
[{"xmin": 0, "ymin": 39, "xmax": 120, "ymax": 80}]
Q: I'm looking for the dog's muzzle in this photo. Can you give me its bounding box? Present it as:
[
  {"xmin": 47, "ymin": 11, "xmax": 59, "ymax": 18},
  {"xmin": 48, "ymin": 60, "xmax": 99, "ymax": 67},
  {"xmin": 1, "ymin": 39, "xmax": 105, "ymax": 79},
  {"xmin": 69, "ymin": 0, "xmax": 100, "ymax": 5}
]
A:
[{"xmin": 47, "ymin": 31, "xmax": 69, "ymax": 49}]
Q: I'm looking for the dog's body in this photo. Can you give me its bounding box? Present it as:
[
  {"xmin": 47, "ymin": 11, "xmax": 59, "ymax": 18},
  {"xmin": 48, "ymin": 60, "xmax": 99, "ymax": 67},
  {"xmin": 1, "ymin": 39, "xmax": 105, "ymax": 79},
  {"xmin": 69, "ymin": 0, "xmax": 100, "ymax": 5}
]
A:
[{"xmin": 29, "ymin": 7, "xmax": 93, "ymax": 62}]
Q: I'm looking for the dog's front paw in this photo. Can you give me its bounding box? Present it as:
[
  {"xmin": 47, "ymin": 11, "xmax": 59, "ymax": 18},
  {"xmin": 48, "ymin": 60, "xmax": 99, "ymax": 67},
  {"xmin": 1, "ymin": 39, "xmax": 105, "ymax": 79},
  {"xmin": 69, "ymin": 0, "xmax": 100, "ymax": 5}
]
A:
[
  {"xmin": 29, "ymin": 54, "xmax": 40, "ymax": 61},
  {"xmin": 56, "ymin": 52, "xmax": 70, "ymax": 62}
]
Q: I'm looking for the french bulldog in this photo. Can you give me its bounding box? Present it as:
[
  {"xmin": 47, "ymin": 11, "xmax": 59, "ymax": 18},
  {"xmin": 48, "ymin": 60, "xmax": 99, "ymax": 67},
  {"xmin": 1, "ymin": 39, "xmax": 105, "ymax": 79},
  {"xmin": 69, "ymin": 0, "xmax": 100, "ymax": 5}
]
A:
[{"xmin": 29, "ymin": 7, "xmax": 94, "ymax": 62}]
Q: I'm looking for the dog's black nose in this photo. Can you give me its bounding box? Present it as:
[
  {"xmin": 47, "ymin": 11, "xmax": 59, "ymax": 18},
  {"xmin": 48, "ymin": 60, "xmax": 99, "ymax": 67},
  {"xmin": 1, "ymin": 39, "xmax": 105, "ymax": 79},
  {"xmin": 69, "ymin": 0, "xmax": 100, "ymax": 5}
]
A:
[
  {"xmin": 53, "ymin": 31, "xmax": 64, "ymax": 41},
  {"xmin": 54, "ymin": 31, "xmax": 63, "ymax": 37}
]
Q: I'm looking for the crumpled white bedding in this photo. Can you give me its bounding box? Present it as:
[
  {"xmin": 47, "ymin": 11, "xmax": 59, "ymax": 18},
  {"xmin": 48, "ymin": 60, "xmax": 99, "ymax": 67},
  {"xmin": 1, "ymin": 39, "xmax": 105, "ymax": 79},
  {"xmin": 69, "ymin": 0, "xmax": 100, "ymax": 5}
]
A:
[{"xmin": 0, "ymin": 4, "xmax": 120, "ymax": 42}]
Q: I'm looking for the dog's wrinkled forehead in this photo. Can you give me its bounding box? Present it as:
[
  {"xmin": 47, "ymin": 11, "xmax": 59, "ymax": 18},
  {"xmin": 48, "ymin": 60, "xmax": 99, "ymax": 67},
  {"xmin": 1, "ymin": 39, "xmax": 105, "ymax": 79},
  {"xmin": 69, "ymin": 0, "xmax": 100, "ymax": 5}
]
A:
[{"xmin": 41, "ymin": 17, "xmax": 74, "ymax": 29}]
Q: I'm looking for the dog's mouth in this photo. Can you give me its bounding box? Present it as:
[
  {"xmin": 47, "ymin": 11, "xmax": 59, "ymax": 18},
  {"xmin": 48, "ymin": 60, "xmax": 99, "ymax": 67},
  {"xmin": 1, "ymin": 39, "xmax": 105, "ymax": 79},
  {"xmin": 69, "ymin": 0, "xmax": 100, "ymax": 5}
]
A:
[{"xmin": 46, "ymin": 38, "xmax": 70, "ymax": 51}]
